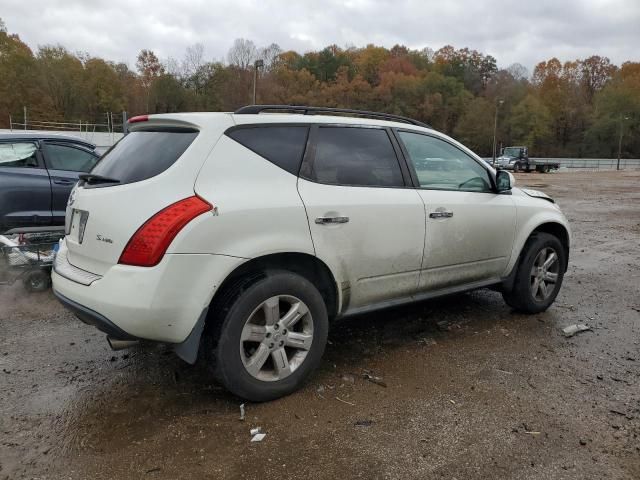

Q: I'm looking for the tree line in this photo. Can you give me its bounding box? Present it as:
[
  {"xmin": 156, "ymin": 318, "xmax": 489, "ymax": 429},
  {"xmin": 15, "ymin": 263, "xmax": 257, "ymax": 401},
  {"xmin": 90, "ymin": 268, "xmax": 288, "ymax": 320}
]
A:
[{"xmin": 1, "ymin": 19, "xmax": 638, "ymax": 157}]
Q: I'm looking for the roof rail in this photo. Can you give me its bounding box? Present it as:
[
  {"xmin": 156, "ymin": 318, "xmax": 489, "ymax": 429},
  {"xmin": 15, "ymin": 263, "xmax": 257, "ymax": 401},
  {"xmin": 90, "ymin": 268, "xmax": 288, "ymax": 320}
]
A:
[{"xmin": 234, "ymin": 105, "xmax": 432, "ymax": 129}]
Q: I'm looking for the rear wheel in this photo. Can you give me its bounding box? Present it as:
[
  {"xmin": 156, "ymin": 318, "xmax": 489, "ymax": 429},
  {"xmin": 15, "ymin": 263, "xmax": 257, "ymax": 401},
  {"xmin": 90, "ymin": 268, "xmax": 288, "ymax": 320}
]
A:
[
  {"xmin": 502, "ymin": 233, "xmax": 565, "ymax": 313},
  {"xmin": 204, "ymin": 271, "xmax": 328, "ymax": 401},
  {"xmin": 23, "ymin": 269, "xmax": 51, "ymax": 293}
]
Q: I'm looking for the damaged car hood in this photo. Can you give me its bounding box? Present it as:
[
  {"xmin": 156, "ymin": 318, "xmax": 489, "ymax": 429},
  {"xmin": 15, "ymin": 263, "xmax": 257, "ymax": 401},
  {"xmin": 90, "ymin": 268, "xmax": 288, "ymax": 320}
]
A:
[{"xmin": 519, "ymin": 188, "xmax": 555, "ymax": 204}]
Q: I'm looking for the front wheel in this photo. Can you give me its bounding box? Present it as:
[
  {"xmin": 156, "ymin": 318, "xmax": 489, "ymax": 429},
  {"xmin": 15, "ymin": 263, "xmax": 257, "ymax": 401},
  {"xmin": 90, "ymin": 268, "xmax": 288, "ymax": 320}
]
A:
[
  {"xmin": 205, "ymin": 271, "xmax": 329, "ymax": 401},
  {"xmin": 502, "ymin": 233, "xmax": 566, "ymax": 313}
]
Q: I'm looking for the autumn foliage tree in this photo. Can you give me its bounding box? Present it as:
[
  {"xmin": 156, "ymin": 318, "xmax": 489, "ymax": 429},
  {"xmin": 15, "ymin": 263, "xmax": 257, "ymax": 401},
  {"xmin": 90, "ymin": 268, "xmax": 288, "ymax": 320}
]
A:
[{"xmin": 0, "ymin": 17, "xmax": 638, "ymax": 158}]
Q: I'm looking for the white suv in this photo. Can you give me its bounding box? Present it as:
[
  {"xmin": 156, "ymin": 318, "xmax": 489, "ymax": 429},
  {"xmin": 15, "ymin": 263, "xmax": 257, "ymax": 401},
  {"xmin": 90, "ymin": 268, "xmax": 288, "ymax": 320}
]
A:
[{"xmin": 52, "ymin": 105, "xmax": 570, "ymax": 401}]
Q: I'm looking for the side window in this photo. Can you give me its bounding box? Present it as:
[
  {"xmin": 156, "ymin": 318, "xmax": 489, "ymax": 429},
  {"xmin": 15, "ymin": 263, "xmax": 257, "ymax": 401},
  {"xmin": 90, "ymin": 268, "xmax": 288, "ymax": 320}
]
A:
[
  {"xmin": 398, "ymin": 131, "xmax": 492, "ymax": 192},
  {"xmin": 227, "ymin": 126, "xmax": 309, "ymax": 175},
  {"xmin": 310, "ymin": 127, "xmax": 404, "ymax": 187},
  {"xmin": 0, "ymin": 142, "xmax": 39, "ymax": 168},
  {"xmin": 43, "ymin": 143, "xmax": 98, "ymax": 172}
]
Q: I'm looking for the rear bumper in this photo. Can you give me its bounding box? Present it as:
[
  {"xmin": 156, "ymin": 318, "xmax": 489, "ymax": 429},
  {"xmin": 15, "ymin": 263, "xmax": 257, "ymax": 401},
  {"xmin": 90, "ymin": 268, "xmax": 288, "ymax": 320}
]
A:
[
  {"xmin": 53, "ymin": 290, "xmax": 137, "ymax": 340},
  {"xmin": 52, "ymin": 240, "xmax": 246, "ymax": 343}
]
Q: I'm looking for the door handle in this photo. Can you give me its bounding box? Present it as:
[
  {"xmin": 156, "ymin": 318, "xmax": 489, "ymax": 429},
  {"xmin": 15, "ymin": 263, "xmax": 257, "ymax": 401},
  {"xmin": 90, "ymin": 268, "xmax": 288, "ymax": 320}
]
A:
[
  {"xmin": 315, "ymin": 216, "xmax": 349, "ymax": 225},
  {"xmin": 429, "ymin": 211, "xmax": 453, "ymax": 219},
  {"xmin": 53, "ymin": 179, "xmax": 74, "ymax": 185}
]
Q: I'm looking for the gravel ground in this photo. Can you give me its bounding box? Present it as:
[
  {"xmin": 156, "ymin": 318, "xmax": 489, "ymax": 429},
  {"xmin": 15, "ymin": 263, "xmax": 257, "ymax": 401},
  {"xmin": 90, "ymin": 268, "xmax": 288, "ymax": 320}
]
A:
[{"xmin": 1, "ymin": 170, "xmax": 639, "ymax": 480}]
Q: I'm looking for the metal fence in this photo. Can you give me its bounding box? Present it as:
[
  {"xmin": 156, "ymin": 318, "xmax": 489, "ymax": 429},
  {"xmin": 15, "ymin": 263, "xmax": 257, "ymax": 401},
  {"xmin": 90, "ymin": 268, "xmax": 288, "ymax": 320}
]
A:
[
  {"xmin": 484, "ymin": 158, "xmax": 640, "ymax": 171},
  {"xmin": 535, "ymin": 158, "xmax": 640, "ymax": 171}
]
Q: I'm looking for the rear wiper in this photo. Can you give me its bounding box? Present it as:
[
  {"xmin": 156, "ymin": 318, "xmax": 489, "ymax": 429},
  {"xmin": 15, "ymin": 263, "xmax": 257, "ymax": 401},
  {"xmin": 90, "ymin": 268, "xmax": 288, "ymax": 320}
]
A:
[{"xmin": 79, "ymin": 173, "xmax": 120, "ymax": 185}]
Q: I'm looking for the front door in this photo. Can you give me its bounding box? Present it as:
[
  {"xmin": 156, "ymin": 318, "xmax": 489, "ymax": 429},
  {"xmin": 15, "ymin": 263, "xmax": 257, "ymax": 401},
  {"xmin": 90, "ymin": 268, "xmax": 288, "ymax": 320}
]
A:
[
  {"xmin": 395, "ymin": 130, "xmax": 516, "ymax": 291},
  {"xmin": 298, "ymin": 125, "xmax": 426, "ymax": 311}
]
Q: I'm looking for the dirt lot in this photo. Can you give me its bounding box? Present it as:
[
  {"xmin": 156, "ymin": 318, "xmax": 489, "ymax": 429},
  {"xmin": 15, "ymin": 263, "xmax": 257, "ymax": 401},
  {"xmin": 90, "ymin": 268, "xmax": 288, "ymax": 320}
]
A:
[{"xmin": 1, "ymin": 171, "xmax": 639, "ymax": 480}]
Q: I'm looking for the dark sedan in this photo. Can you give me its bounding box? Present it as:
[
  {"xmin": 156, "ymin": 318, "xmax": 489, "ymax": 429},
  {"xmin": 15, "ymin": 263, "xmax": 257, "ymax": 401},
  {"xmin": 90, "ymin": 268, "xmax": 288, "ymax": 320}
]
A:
[{"xmin": 0, "ymin": 133, "xmax": 99, "ymax": 233}]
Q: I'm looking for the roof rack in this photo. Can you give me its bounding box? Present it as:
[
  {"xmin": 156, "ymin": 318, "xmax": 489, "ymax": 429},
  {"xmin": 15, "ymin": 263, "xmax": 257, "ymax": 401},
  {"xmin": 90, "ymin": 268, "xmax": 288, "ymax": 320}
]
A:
[{"xmin": 234, "ymin": 105, "xmax": 432, "ymax": 129}]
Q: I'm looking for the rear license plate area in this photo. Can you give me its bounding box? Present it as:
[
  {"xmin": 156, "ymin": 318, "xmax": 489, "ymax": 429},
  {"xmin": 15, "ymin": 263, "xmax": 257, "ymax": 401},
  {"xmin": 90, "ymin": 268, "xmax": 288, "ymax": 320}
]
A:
[{"xmin": 69, "ymin": 209, "xmax": 89, "ymax": 244}]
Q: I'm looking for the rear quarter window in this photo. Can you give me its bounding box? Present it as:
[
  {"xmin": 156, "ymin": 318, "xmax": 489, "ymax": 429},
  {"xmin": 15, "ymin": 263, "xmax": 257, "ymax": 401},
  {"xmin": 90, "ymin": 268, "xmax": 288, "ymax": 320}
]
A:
[
  {"xmin": 88, "ymin": 130, "xmax": 198, "ymax": 186},
  {"xmin": 226, "ymin": 126, "xmax": 309, "ymax": 175}
]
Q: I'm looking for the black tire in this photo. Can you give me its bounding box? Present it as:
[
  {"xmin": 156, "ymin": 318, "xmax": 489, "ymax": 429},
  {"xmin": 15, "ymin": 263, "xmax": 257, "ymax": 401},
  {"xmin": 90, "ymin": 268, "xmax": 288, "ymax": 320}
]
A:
[
  {"xmin": 502, "ymin": 233, "xmax": 566, "ymax": 314},
  {"xmin": 513, "ymin": 162, "xmax": 521, "ymax": 172},
  {"xmin": 23, "ymin": 270, "xmax": 51, "ymax": 293},
  {"xmin": 204, "ymin": 271, "xmax": 328, "ymax": 401}
]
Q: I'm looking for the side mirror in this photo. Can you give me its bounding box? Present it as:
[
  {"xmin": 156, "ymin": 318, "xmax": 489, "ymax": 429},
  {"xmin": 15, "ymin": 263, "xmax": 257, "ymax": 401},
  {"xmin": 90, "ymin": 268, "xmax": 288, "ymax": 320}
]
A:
[{"xmin": 496, "ymin": 170, "xmax": 514, "ymax": 192}]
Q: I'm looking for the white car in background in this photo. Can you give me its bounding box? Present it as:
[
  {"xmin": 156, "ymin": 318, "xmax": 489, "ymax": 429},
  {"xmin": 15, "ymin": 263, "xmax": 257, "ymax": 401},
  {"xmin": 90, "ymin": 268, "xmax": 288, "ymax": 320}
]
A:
[{"xmin": 52, "ymin": 105, "xmax": 571, "ymax": 401}]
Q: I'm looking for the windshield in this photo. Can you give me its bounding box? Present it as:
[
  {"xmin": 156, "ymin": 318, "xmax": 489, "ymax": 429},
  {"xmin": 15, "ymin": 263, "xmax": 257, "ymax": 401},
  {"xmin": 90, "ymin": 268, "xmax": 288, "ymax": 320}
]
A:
[{"xmin": 502, "ymin": 147, "xmax": 522, "ymax": 158}]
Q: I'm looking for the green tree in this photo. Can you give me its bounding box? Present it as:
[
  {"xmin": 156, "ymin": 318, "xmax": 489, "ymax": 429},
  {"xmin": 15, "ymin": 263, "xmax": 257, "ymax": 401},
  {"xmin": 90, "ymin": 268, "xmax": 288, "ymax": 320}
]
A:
[
  {"xmin": 454, "ymin": 97, "xmax": 494, "ymax": 155},
  {"xmin": 37, "ymin": 45, "xmax": 86, "ymax": 120},
  {"xmin": 509, "ymin": 94, "xmax": 553, "ymax": 154},
  {"xmin": 0, "ymin": 21, "xmax": 47, "ymax": 126},
  {"xmin": 586, "ymin": 62, "xmax": 640, "ymax": 157}
]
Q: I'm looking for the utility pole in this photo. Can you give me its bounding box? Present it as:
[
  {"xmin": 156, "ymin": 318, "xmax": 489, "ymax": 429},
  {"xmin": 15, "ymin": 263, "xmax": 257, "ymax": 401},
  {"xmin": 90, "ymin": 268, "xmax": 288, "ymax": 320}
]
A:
[
  {"xmin": 23, "ymin": 106, "xmax": 27, "ymax": 131},
  {"xmin": 492, "ymin": 99, "xmax": 504, "ymax": 165},
  {"xmin": 252, "ymin": 59, "xmax": 264, "ymax": 105},
  {"xmin": 617, "ymin": 115, "xmax": 629, "ymax": 171}
]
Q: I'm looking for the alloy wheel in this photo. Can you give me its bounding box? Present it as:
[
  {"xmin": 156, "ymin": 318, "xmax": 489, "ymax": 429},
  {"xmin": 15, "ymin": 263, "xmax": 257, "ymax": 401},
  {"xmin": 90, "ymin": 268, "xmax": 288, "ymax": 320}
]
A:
[
  {"xmin": 530, "ymin": 247, "xmax": 559, "ymax": 302},
  {"xmin": 240, "ymin": 295, "xmax": 314, "ymax": 382}
]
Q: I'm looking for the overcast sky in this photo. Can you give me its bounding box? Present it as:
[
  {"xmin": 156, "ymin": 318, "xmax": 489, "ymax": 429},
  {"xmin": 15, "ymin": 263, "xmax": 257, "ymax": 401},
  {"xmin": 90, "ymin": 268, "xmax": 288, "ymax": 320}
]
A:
[{"xmin": 2, "ymin": 0, "xmax": 639, "ymax": 72}]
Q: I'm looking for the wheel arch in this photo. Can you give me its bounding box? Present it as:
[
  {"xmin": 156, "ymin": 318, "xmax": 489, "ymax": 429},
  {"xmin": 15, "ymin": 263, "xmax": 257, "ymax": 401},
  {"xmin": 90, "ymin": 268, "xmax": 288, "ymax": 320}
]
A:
[
  {"xmin": 501, "ymin": 219, "xmax": 571, "ymax": 293},
  {"xmin": 530, "ymin": 222, "xmax": 570, "ymax": 271},
  {"xmin": 208, "ymin": 252, "xmax": 340, "ymax": 322}
]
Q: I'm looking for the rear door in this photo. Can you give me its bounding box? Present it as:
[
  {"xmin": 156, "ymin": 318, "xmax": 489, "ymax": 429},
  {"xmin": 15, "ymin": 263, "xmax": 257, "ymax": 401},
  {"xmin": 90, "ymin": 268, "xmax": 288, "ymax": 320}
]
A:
[
  {"xmin": 297, "ymin": 125, "xmax": 426, "ymax": 311},
  {"xmin": 0, "ymin": 141, "xmax": 52, "ymax": 231},
  {"xmin": 41, "ymin": 142, "xmax": 99, "ymax": 225},
  {"xmin": 395, "ymin": 130, "xmax": 516, "ymax": 290}
]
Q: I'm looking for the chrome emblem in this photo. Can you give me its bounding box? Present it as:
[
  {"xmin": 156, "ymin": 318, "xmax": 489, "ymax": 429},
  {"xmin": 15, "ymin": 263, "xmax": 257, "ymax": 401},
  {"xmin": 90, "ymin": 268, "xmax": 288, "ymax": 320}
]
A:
[{"xmin": 68, "ymin": 189, "xmax": 77, "ymax": 206}]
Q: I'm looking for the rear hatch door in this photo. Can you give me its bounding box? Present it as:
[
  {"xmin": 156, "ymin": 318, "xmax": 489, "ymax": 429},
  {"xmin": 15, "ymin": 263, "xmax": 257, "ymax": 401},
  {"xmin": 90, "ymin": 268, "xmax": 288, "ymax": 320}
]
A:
[{"xmin": 64, "ymin": 115, "xmax": 232, "ymax": 275}]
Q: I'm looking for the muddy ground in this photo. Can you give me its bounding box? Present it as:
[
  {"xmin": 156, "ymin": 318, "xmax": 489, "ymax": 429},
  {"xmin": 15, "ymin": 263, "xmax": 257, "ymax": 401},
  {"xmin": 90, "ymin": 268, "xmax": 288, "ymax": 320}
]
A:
[{"xmin": 1, "ymin": 170, "xmax": 639, "ymax": 480}]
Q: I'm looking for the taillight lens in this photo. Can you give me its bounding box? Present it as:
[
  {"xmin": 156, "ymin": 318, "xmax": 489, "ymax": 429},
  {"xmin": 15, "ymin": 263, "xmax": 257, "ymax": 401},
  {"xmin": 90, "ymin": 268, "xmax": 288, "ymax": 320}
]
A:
[{"xmin": 119, "ymin": 196, "xmax": 212, "ymax": 267}]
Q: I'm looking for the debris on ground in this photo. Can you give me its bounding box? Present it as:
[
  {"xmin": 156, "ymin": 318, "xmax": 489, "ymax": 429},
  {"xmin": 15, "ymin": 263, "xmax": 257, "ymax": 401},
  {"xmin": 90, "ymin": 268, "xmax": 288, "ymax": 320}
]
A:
[
  {"xmin": 436, "ymin": 320, "xmax": 451, "ymax": 331},
  {"xmin": 341, "ymin": 374, "xmax": 355, "ymax": 384},
  {"xmin": 420, "ymin": 337, "xmax": 437, "ymax": 347},
  {"xmin": 335, "ymin": 396, "xmax": 355, "ymax": 406},
  {"xmin": 562, "ymin": 324, "xmax": 591, "ymax": 337},
  {"xmin": 239, "ymin": 403, "xmax": 245, "ymax": 421},
  {"xmin": 250, "ymin": 427, "xmax": 266, "ymax": 442},
  {"xmin": 354, "ymin": 419, "xmax": 374, "ymax": 427},
  {"xmin": 363, "ymin": 373, "xmax": 387, "ymax": 388}
]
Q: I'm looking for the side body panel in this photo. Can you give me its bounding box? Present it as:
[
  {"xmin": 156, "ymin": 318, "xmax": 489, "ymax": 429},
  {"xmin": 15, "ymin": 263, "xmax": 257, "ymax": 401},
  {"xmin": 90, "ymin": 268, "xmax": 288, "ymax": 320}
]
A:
[
  {"xmin": 505, "ymin": 189, "xmax": 571, "ymax": 274},
  {"xmin": 189, "ymin": 134, "xmax": 315, "ymax": 258}
]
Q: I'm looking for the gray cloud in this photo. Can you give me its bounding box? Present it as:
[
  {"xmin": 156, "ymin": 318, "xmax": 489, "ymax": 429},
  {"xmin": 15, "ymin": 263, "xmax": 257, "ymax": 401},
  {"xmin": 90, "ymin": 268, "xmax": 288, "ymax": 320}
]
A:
[{"xmin": 2, "ymin": 0, "xmax": 639, "ymax": 72}]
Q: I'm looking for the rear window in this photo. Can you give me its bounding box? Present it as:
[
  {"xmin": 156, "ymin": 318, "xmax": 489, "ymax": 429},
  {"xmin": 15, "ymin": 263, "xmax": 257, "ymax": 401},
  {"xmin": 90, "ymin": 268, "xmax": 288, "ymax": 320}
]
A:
[
  {"xmin": 88, "ymin": 130, "xmax": 198, "ymax": 186},
  {"xmin": 227, "ymin": 126, "xmax": 308, "ymax": 175}
]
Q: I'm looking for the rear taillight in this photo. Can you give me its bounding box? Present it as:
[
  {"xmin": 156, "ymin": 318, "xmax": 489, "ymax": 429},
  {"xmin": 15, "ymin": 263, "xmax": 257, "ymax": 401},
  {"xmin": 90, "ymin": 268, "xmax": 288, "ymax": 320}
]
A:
[{"xmin": 119, "ymin": 196, "xmax": 212, "ymax": 267}]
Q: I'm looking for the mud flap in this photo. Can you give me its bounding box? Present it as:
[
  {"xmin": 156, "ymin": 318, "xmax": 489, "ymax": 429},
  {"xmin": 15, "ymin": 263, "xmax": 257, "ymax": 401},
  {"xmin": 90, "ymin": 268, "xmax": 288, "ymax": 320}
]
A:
[{"xmin": 173, "ymin": 308, "xmax": 208, "ymax": 364}]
